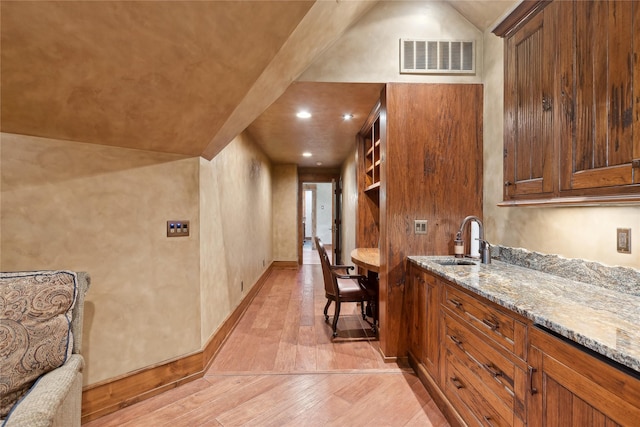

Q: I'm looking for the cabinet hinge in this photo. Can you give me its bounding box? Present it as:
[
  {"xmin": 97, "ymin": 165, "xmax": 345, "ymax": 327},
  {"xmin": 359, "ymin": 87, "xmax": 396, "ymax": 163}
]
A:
[{"xmin": 632, "ymin": 159, "xmax": 640, "ymax": 169}]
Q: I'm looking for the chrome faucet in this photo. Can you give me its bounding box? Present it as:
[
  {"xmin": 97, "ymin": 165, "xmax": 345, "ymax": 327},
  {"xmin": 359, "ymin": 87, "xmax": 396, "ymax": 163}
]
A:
[{"xmin": 455, "ymin": 216, "xmax": 491, "ymax": 264}]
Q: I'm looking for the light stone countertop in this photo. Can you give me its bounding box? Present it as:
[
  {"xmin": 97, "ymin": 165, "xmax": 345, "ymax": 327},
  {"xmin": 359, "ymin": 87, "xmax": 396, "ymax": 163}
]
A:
[{"xmin": 408, "ymin": 255, "xmax": 640, "ymax": 374}]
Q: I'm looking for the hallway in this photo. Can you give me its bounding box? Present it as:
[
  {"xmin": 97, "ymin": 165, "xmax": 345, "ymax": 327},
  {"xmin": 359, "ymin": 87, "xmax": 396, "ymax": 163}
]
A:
[{"xmin": 85, "ymin": 264, "xmax": 448, "ymax": 426}]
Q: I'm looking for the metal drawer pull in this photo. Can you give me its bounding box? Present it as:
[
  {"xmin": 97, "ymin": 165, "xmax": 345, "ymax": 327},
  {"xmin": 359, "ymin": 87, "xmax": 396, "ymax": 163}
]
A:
[
  {"xmin": 482, "ymin": 318, "xmax": 499, "ymax": 330},
  {"xmin": 484, "ymin": 363, "xmax": 502, "ymax": 377},
  {"xmin": 528, "ymin": 366, "xmax": 538, "ymax": 395},
  {"xmin": 450, "ymin": 377, "xmax": 464, "ymax": 389},
  {"xmin": 448, "ymin": 298, "xmax": 463, "ymax": 309},
  {"xmin": 448, "ymin": 335, "xmax": 463, "ymax": 348}
]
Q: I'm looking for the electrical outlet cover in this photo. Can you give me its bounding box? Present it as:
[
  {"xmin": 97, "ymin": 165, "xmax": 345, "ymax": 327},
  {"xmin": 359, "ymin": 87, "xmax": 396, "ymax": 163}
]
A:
[{"xmin": 617, "ymin": 228, "xmax": 631, "ymax": 254}]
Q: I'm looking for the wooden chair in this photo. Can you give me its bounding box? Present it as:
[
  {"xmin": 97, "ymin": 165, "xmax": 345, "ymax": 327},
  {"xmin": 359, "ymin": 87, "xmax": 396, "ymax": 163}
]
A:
[{"xmin": 314, "ymin": 237, "xmax": 378, "ymax": 337}]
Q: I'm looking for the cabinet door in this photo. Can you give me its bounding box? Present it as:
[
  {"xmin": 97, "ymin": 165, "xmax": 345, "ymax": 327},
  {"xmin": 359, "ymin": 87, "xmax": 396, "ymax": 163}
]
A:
[
  {"xmin": 406, "ymin": 267, "xmax": 440, "ymax": 380},
  {"xmin": 560, "ymin": 0, "xmax": 640, "ymax": 193},
  {"xmin": 528, "ymin": 328, "xmax": 640, "ymax": 426},
  {"xmin": 406, "ymin": 266, "xmax": 425, "ymax": 363},
  {"xmin": 503, "ymin": 6, "xmax": 555, "ymax": 199},
  {"xmin": 423, "ymin": 273, "xmax": 439, "ymax": 379}
]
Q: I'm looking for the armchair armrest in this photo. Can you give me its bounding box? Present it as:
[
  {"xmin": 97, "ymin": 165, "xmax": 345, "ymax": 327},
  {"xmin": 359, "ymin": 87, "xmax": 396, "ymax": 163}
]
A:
[
  {"xmin": 329, "ymin": 264, "xmax": 354, "ymax": 273},
  {"xmin": 331, "ymin": 271, "xmax": 367, "ymax": 280},
  {"xmin": 4, "ymin": 355, "xmax": 84, "ymax": 427},
  {"xmin": 330, "ymin": 270, "xmax": 370, "ymax": 292}
]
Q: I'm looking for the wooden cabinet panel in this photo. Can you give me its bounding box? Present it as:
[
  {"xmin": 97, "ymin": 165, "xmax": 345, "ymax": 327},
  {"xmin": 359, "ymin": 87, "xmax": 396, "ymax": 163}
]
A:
[
  {"xmin": 357, "ymin": 84, "xmax": 483, "ymax": 358},
  {"xmin": 560, "ymin": 0, "xmax": 639, "ymax": 193},
  {"xmin": 424, "ymin": 274, "xmax": 440, "ymax": 378},
  {"xmin": 528, "ymin": 327, "xmax": 640, "ymax": 426},
  {"xmin": 442, "ymin": 283, "xmax": 527, "ymax": 359},
  {"xmin": 503, "ymin": 6, "xmax": 555, "ymax": 199},
  {"xmin": 444, "ymin": 351, "xmax": 518, "ymax": 427},
  {"xmin": 499, "ymin": 0, "xmax": 640, "ymax": 204},
  {"xmin": 408, "ymin": 265, "xmax": 640, "ymax": 427},
  {"xmin": 406, "ymin": 264, "xmax": 440, "ymax": 379},
  {"xmin": 443, "ymin": 312, "xmax": 526, "ymax": 425},
  {"xmin": 407, "ymin": 265, "xmax": 425, "ymax": 364}
]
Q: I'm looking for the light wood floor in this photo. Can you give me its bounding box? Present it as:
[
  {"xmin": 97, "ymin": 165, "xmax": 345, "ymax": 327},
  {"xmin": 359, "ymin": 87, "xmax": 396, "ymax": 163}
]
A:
[
  {"xmin": 302, "ymin": 239, "xmax": 321, "ymax": 265},
  {"xmin": 84, "ymin": 265, "xmax": 449, "ymax": 426}
]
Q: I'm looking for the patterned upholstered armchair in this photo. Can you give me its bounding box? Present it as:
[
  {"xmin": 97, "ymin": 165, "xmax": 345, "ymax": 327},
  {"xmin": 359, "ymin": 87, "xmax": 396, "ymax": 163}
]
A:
[{"xmin": 1, "ymin": 271, "xmax": 90, "ymax": 427}]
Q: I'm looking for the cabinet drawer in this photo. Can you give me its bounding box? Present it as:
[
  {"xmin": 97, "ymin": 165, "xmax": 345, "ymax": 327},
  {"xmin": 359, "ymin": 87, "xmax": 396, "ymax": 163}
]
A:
[
  {"xmin": 443, "ymin": 284, "xmax": 526, "ymax": 358},
  {"xmin": 444, "ymin": 312, "xmax": 526, "ymax": 423},
  {"xmin": 444, "ymin": 351, "xmax": 517, "ymax": 427}
]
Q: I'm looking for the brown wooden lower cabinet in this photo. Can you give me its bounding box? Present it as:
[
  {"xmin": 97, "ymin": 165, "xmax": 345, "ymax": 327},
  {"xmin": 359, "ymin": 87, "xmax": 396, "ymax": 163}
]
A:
[
  {"xmin": 528, "ymin": 327, "xmax": 640, "ymax": 427},
  {"xmin": 406, "ymin": 261, "xmax": 640, "ymax": 427},
  {"xmin": 406, "ymin": 266, "xmax": 439, "ymax": 379}
]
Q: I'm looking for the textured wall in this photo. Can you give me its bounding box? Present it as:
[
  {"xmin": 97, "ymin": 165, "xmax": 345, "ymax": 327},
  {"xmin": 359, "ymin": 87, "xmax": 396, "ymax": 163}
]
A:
[
  {"xmin": 319, "ymin": 1, "xmax": 484, "ymax": 263},
  {"xmin": 272, "ymin": 164, "xmax": 298, "ymax": 261},
  {"xmin": 299, "ymin": 1, "xmax": 483, "ymax": 84},
  {"xmin": 340, "ymin": 150, "xmax": 358, "ymax": 265},
  {"xmin": 332, "ymin": 2, "xmax": 640, "ymax": 269},
  {"xmin": 0, "ymin": 133, "xmax": 201, "ymax": 384},
  {"xmin": 0, "ymin": 130, "xmax": 275, "ymax": 385},
  {"xmin": 482, "ymin": 31, "xmax": 640, "ymax": 268},
  {"xmin": 199, "ymin": 132, "xmax": 272, "ymax": 342}
]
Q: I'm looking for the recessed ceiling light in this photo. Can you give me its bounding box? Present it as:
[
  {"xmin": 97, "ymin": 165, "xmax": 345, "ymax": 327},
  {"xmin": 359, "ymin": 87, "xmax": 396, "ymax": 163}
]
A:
[
  {"xmin": 302, "ymin": 152, "xmax": 312, "ymax": 157},
  {"xmin": 342, "ymin": 114, "xmax": 354, "ymax": 120},
  {"xmin": 316, "ymin": 162, "xmax": 323, "ymax": 166},
  {"xmin": 296, "ymin": 111, "xmax": 312, "ymax": 119}
]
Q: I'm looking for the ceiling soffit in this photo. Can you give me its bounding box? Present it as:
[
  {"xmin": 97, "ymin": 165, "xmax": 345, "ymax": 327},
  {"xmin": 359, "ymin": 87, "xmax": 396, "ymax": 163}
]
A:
[
  {"xmin": 0, "ymin": 1, "xmax": 313, "ymax": 155},
  {"xmin": 246, "ymin": 82, "xmax": 384, "ymax": 168}
]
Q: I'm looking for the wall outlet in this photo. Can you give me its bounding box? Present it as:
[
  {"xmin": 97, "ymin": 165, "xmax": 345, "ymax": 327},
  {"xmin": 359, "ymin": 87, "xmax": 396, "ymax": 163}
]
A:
[
  {"xmin": 414, "ymin": 220, "xmax": 428, "ymax": 234},
  {"xmin": 617, "ymin": 228, "xmax": 631, "ymax": 254}
]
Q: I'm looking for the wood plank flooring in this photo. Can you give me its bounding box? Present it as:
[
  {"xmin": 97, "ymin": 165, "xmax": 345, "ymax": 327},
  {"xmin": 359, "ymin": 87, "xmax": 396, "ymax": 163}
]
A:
[{"xmin": 84, "ymin": 263, "xmax": 449, "ymax": 426}]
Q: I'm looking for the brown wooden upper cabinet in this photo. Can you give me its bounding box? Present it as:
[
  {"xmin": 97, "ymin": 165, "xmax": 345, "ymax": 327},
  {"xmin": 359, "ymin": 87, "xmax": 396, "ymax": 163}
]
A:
[{"xmin": 495, "ymin": 0, "xmax": 640, "ymax": 205}]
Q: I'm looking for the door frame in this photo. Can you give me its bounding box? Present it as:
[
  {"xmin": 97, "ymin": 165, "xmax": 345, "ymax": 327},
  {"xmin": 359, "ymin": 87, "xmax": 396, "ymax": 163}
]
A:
[{"xmin": 297, "ymin": 168, "xmax": 341, "ymax": 265}]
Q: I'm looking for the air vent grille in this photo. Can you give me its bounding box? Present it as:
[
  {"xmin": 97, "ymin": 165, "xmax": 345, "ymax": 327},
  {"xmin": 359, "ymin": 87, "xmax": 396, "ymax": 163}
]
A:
[{"xmin": 401, "ymin": 39, "xmax": 475, "ymax": 74}]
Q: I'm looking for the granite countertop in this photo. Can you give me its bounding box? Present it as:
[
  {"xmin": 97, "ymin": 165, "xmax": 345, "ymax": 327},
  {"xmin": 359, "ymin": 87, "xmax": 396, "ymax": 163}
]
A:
[{"xmin": 408, "ymin": 254, "xmax": 640, "ymax": 374}]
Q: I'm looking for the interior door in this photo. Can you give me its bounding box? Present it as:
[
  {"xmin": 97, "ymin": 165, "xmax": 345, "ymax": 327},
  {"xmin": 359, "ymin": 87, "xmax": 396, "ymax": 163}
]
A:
[{"xmin": 332, "ymin": 179, "xmax": 342, "ymax": 264}]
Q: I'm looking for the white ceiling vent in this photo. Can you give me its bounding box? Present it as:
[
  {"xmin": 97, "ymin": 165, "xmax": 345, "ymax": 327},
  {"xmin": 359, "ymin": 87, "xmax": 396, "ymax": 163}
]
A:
[{"xmin": 400, "ymin": 39, "xmax": 475, "ymax": 74}]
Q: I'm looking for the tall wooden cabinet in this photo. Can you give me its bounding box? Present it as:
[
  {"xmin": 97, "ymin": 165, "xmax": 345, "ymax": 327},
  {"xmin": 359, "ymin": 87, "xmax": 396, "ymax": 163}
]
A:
[
  {"xmin": 496, "ymin": 0, "xmax": 640, "ymax": 204},
  {"xmin": 356, "ymin": 83, "xmax": 483, "ymax": 358}
]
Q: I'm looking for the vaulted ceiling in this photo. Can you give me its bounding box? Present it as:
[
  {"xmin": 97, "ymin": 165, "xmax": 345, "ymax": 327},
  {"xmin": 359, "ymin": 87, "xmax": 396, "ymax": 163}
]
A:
[{"xmin": 1, "ymin": 1, "xmax": 516, "ymax": 167}]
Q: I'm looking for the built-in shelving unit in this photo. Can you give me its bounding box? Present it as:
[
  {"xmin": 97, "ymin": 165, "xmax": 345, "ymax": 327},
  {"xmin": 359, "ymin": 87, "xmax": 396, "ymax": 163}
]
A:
[
  {"xmin": 355, "ymin": 84, "xmax": 483, "ymax": 359},
  {"xmin": 363, "ymin": 116, "xmax": 381, "ymax": 193}
]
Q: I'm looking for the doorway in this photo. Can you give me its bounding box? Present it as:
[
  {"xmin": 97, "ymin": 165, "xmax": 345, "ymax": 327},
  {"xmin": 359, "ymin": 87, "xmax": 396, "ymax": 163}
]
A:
[
  {"xmin": 298, "ymin": 170, "xmax": 342, "ymax": 265},
  {"xmin": 302, "ymin": 183, "xmax": 333, "ymax": 265}
]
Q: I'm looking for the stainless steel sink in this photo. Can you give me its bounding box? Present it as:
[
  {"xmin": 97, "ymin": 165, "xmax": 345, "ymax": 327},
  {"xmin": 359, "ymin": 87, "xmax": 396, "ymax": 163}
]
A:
[{"xmin": 433, "ymin": 259, "xmax": 477, "ymax": 266}]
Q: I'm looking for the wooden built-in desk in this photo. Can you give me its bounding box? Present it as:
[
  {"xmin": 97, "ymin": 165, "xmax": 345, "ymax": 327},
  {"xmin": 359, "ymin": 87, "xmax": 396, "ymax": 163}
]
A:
[
  {"xmin": 350, "ymin": 248, "xmax": 380, "ymax": 273},
  {"xmin": 351, "ymin": 248, "xmax": 380, "ymax": 329}
]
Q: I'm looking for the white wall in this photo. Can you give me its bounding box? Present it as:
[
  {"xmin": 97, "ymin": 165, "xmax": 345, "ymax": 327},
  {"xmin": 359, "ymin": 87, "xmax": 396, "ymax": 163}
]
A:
[{"xmin": 315, "ymin": 183, "xmax": 333, "ymax": 244}]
